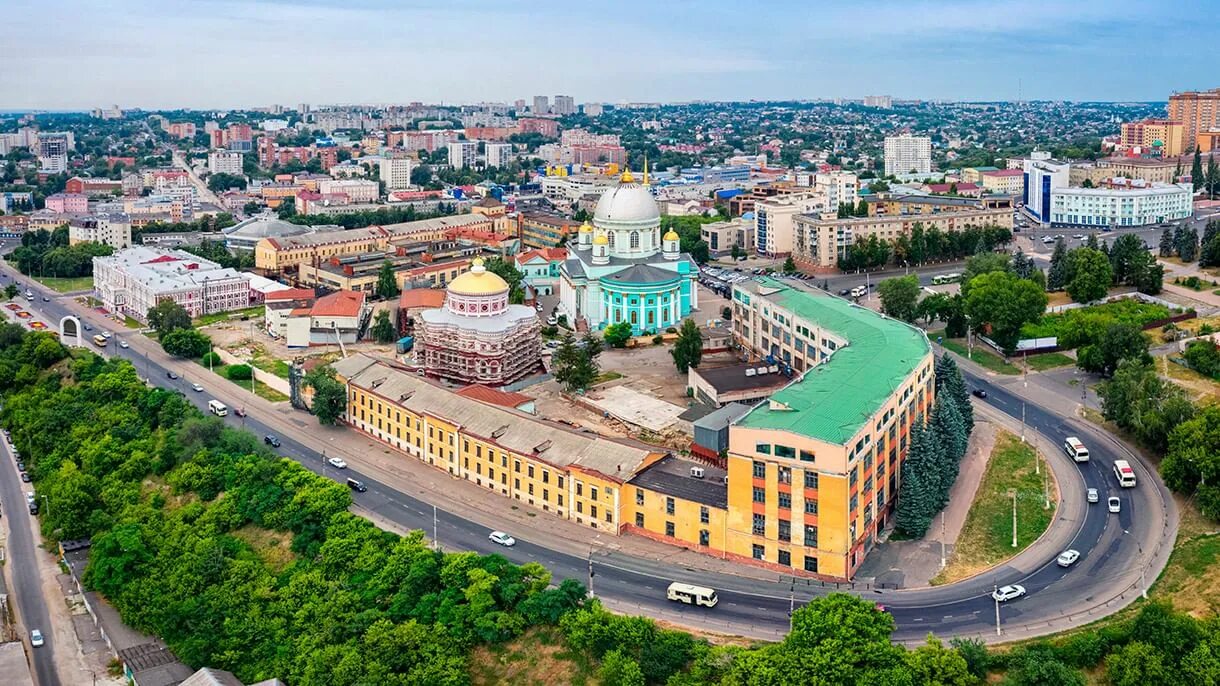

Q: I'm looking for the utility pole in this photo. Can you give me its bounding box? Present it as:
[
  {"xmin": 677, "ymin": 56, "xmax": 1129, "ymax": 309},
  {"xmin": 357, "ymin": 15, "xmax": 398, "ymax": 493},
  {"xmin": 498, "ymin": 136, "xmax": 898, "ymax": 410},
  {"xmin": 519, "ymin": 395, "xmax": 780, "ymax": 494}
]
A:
[
  {"xmin": 321, "ymin": 450, "xmax": 326, "ymax": 478},
  {"xmin": 1010, "ymin": 488, "xmax": 1018, "ymax": 548},
  {"xmin": 587, "ymin": 546, "xmax": 595, "ymax": 599},
  {"xmin": 788, "ymin": 576, "xmax": 796, "ymax": 624},
  {"xmin": 1043, "ymin": 460, "xmax": 1050, "ymax": 510},
  {"xmin": 433, "ymin": 504, "xmax": 439, "ymax": 552},
  {"xmin": 940, "ymin": 509, "xmax": 946, "ymax": 569},
  {"xmin": 994, "ymin": 584, "xmax": 1002, "ymax": 636}
]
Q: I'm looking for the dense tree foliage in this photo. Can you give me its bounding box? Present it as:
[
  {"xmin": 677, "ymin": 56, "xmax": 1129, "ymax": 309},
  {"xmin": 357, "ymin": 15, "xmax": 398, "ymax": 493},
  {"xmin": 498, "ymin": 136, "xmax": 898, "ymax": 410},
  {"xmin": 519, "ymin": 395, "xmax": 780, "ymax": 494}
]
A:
[
  {"xmin": 147, "ymin": 299, "xmax": 192, "ymax": 337},
  {"xmin": 841, "ymin": 223, "xmax": 1011, "ymax": 272},
  {"xmin": 375, "ymin": 261, "xmax": 401, "ymax": 300},
  {"xmin": 8, "ymin": 227, "xmax": 114, "ymax": 278},
  {"xmin": 1098, "ymin": 360, "xmax": 1194, "ymax": 455},
  {"xmin": 552, "ymin": 332, "xmax": 600, "ymax": 393},
  {"xmin": 964, "ymin": 271, "xmax": 1047, "ymax": 351},
  {"xmin": 371, "ymin": 310, "xmax": 397, "ymax": 344},
  {"xmin": 670, "ymin": 318, "xmax": 703, "ymax": 373},
  {"xmin": 603, "ymin": 321, "xmax": 633, "ymax": 348},
  {"xmin": 161, "ymin": 329, "xmax": 211, "ymax": 358},
  {"xmin": 1065, "ymin": 247, "xmax": 1113, "ymax": 303},
  {"xmin": 1075, "ymin": 322, "xmax": 1150, "ymax": 377},
  {"xmin": 302, "ymin": 364, "xmax": 347, "ymax": 425},
  {"xmin": 482, "ymin": 256, "xmax": 524, "ymax": 304},
  {"xmin": 878, "ymin": 274, "xmax": 920, "ymax": 322}
]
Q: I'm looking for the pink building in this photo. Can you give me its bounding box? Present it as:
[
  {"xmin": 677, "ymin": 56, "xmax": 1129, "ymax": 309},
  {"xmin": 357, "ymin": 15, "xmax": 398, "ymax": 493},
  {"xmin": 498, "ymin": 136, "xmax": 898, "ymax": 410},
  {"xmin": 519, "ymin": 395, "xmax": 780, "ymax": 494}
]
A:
[{"xmin": 45, "ymin": 192, "xmax": 88, "ymax": 214}]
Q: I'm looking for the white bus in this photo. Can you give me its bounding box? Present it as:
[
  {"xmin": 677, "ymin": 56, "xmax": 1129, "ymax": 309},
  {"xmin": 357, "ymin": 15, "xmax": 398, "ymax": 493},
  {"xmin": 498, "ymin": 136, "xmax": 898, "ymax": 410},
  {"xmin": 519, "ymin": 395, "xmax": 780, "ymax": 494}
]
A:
[
  {"xmin": 1113, "ymin": 459, "xmax": 1137, "ymax": 488},
  {"xmin": 667, "ymin": 582, "xmax": 719, "ymax": 608},
  {"xmin": 208, "ymin": 399, "xmax": 228, "ymax": 417},
  {"xmin": 1063, "ymin": 437, "xmax": 1089, "ymax": 463},
  {"xmin": 932, "ymin": 273, "xmax": 962, "ymax": 285}
]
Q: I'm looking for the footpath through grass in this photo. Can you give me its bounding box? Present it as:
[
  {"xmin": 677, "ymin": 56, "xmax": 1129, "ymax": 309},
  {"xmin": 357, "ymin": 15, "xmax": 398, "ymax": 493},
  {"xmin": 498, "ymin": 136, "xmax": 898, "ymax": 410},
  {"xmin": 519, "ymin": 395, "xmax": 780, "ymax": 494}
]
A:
[
  {"xmin": 941, "ymin": 338, "xmax": 1021, "ymax": 375},
  {"xmin": 931, "ymin": 431, "xmax": 1056, "ymax": 585}
]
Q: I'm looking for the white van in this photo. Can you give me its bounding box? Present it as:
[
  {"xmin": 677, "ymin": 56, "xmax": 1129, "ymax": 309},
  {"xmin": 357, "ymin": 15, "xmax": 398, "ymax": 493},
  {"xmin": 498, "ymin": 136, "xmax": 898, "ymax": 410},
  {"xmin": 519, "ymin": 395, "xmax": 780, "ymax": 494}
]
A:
[
  {"xmin": 849, "ymin": 285, "xmax": 867, "ymax": 298},
  {"xmin": 1113, "ymin": 459, "xmax": 1137, "ymax": 488},
  {"xmin": 208, "ymin": 399, "xmax": 228, "ymax": 417},
  {"xmin": 667, "ymin": 582, "xmax": 719, "ymax": 608},
  {"xmin": 1063, "ymin": 437, "xmax": 1089, "ymax": 463}
]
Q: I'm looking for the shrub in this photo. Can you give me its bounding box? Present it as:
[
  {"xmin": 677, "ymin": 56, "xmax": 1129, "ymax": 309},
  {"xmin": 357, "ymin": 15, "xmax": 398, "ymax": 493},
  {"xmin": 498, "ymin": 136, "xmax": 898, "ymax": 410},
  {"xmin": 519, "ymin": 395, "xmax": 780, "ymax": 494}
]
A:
[
  {"xmin": 666, "ymin": 327, "xmax": 678, "ymax": 333},
  {"xmin": 226, "ymin": 364, "xmax": 253, "ymax": 380},
  {"xmin": 652, "ymin": 335, "xmax": 663, "ymax": 345},
  {"xmin": 200, "ymin": 351, "xmax": 223, "ymax": 367}
]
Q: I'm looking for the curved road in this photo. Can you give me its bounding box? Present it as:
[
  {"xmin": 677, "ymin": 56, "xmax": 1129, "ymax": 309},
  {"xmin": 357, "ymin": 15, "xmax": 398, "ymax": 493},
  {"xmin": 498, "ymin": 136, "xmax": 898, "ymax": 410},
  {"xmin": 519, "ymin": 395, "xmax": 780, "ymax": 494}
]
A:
[{"xmin": 1, "ymin": 271, "xmax": 1174, "ymax": 656}]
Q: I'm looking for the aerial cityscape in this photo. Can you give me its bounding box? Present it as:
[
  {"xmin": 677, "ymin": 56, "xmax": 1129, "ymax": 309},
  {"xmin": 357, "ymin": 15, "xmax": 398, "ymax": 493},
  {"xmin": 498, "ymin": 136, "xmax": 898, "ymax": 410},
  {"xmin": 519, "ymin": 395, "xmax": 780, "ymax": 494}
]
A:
[{"xmin": 1, "ymin": 3, "xmax": 1220, "ymax": 685}]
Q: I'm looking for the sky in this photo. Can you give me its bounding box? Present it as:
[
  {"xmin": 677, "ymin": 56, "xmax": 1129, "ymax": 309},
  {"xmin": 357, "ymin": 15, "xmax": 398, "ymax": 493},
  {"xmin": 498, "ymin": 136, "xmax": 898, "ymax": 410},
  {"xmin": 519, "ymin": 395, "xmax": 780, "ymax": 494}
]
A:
[{"xmin": 3, "ymin": 0, "xmax": 1219, "ymax": 110}]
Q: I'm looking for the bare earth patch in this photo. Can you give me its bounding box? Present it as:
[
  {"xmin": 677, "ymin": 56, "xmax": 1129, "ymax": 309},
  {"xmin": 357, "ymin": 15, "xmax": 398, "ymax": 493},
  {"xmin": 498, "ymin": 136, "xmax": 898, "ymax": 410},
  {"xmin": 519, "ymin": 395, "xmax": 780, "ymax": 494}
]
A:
[
  {"xmin": 231, "ymin": 523, "xmax": 298, "ymax": 574},
  {"xmin": 468, "ymin": 627, "xmax": 592, "ymax": 686}
]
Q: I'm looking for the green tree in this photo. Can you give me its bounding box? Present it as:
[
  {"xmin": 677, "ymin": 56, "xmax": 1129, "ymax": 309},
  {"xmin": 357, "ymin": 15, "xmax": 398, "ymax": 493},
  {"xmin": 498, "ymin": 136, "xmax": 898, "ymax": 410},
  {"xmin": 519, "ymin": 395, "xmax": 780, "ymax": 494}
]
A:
[
  {"xmin": 895, "ymin": 422, "xmax": 941, "ymax": 537},
  {"xmin": 1006, "ymin": 647, "xmax": 1084, "ymax": 686},
  {"xmin": 483, "ymin": 256, "xmax": 525, "ymax": 304},
  {"xmin": 1105, "ymin": 641, "xmax": 1173, "ymax": 686},
  {"xmin": 1065, "ymin": 247, "xmax": 1113, "ymax": 303},
  {"xmin": 603, "ymin": 321, "xmax": 633, "ymax": 348},
  {"xmin": 374, "ymin": 261, "xmax": 400, "ymax": 300},
  {"xmin": 1077, "ymin": 322, "xmax": 1149, "ymax": 377},
  {"xmin": 1047, "ymin": 238, "xmax": 1069, "ymax": 291},
  {"xmin": 877, "ymin": 275, "xmax": 920, "ymax": 322},
  {"xmin": 370, "ymin": 309, "xmax": 397, "ymax": 344},
  {"xmin": 1202, "ymin": 220, "xmax": 1220, "ymax": 267},
  {"xmin": 1178, "ymin": 225, "xmax": 1199, "ymax": 262},
  {"xmin": 1193, "ymin": 147, "xmax": 1205, "ymax": 191},
  {"xmin": 226, "ymin": 363, "xmax": 253, "ymax": 380},
  {"xmin": 906, "ymin": 636, "xmax": 975, "ymax": 686},
  {"xmin": 930, "ymin": 394, "xmax": 967, "ymax": 509},
  {"xmin": 552, "ymin": 333, "xmax": 599, "ymax": 393},
  {"xmin": 276, "ymin": 196, "xmax": 296, "ymax": 219},
  {"xmin": 206, "ymin": 172, "xmax": 247, "ymax": 192},
  {"xmin": 1099, "ymin": 359, "xmax": 1194, "ymax": 454},
  {"xmin": 964, "ymin": 271, "xmax": 1048, "ymax": 351},
  {"xmin": 303, "ymin": 364, "xmax": 347, "ymax": 425},
  {"xmin": 782, "ymin": 256, "xmax": 797, "ymax": 274},
  {"xmin": 1131, "ymin": 251, "xmax": 1164, "ymax": 295},
  {"xmin": 961, "ymin": 251, "xmax": 1011, "ymax": 294},
  {"xmin": 1164, "ymin": 405, "xmax": 1220, "ymax": 519},
  {"xmin": 945, "ymin": 294, "xmax": 969, "ymax": 338},
  {"xmin": 161, "ymin": 329, "xmax": 211, "ymax": 358},
  {"xmin": 3, "ymin": 284, "xmax": 18, "ymax": 300},
  {"xmin": 599, "ymin": 649, "xmax": 646, "ymax": 686},
  {"xmin": 147, "ymin": 299, "xmax": 192, "ymax": 336},
  {"xmin": 936, "ymin": 353, "xmax": 974, "ymax": 430},
  {"xmin": 670, "ymin": 319, "xmax": 703, "ymax": 373},
  {"xmin": 1159, "ymin": 227, "xmax": 1176, "ymax": 258}
]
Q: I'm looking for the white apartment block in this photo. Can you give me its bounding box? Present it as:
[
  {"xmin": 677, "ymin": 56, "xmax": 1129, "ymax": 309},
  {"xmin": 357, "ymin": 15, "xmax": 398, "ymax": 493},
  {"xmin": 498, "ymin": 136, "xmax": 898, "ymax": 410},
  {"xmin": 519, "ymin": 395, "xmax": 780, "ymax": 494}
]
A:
[
  {"xmin": 93, "ymin": 246, "xmax": 252, "ymax": 322},
  {"xmin": 583, "ymin": 103, "xmax": 604, "ymax": 117},
  {"xmin": 1050, "ymin": 181, "xmax": 1192, "ymax": 228},
  {"xmin": 754, "ymin": 194, "xmax": 824, "ymax": 256},
  {"xmin": 863, "ymin": 95, "xmax": 893, "ymax": 109},
  {"xmin": 318, "ymin": 178, "xmax": 380, "ymax": 203},
  {"xmin": 883, "ymin": 134, "xmax": 931, "ymax": 176},
  {"xmin": 447, "ymin": 141, "xmax": 479, "ymax": 169},
  {"xmin": 208, "ymin": 151, "xmax": 243, "ymax": 176},
  {"xmin": 69, "ymin": 213, "xmax": 133, "ymax": 249},
  {"xmin": 484, "ymin": 143, "xmax": 513, "ymax": 169},
  {"xmin": 379, "ymin": 157, "xmax": 416, "ymax": 190},
  {"xmin": 814, "ymin": 171, "xmax": 858, "ymax": 212}
]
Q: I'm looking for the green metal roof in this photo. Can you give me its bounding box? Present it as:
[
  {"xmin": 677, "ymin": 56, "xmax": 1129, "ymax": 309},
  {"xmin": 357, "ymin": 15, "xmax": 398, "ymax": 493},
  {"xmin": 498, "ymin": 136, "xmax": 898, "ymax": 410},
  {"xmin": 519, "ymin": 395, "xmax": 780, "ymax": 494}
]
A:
[{"xmin": 736, "ymin": 278, "xmax": 932, "ymax": 445}]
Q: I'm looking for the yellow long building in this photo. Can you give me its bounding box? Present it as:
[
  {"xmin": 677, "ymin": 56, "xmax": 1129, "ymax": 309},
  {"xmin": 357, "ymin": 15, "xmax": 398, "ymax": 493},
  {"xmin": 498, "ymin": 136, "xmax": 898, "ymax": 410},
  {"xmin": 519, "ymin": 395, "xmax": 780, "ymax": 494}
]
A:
[{"xmin": 331, "ymin": 275, "xmax": 933, "ymax": 580}]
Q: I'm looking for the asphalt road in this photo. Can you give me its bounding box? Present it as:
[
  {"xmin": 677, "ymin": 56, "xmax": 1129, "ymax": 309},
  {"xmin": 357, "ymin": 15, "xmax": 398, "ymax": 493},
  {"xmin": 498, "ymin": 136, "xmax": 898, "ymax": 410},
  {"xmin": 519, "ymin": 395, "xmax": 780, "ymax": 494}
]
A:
[
  {"xmin": 0, "ymin": 428, "xmax": 60, "ymax": 686},
  {"xmin": 0, "ymin": 269, "xmax": 1167, "ymax": 645}
]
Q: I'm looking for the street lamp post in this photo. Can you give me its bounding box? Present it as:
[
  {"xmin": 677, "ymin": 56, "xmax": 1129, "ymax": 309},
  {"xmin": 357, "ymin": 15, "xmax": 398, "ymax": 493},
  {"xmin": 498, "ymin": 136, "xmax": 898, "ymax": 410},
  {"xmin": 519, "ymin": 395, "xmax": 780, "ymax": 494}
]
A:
[
  {"xmin": 433, "ymin": 504, "xmax": 439, "ymax": 552},
  {"xmin": 787, "ymin": 576, "xmax": 796, "ymax": 624},
  {"xmin": 940, "ymin": 510, "xmax": 946, "ymax": 569},
  {"xmin": 994, "ymin": 584, "xmax": 1002, "ymax": 636},
  {"xmin": 1124, "ymin": 530, "xmax": 1148, "ymax": 599},
  {"xmin": 1010, "ymin": 488, "xmax": 1018, "ymax": 548}
]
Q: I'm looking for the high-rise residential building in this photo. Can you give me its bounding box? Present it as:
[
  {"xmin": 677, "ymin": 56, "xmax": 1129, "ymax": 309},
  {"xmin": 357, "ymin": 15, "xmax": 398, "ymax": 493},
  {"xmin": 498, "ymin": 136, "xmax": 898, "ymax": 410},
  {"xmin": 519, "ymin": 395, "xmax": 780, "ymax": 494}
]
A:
[
  {"xmin": 1168, "ymin": 88, "xmax": 1220, "ymax": 150},
  {"xmin": 583, "ymin": 103, "xmax": 604, "ymax": 117},
  {"xmin": 1119, "ymin": 119, "xmax": 1184, "ymax": 157},
  {"xmin": 754, "ymin": 194, "xmax": 823, "ymax": 256},
  {"xmin": 208, "ymin": 151, "xmax": 244, "ymax": 176},
  {"xmin": 484, "ymin": 143, "xmax": 513, "ymax": 169},
  {"xmin": 814, "ymin": 171, "xmax": 858, "ymax": 212},
  {"xmin": 863, "ymin": 95, "xmax": 893, "ymax": 109},
  {"xmin": 532, "ymin": 95, "xmax": 550, "ymax": 115},
  {"xmin": 446, "ymin": 141, "xmax": 479, "ymax": 169},
  {"xmin": 553, "ymin": 95, "xmax": 576, "ymax": 116},
  {"xmin": 379, "ymin": 157, "xmax": 416, "ymax": 190},
  {"xmin": 883, "ymin": 134, "xmax": 931, "ymax": 176},
  {"xmin": 37, "ymin": 132, "xmax": 72, "ymax": 173}
]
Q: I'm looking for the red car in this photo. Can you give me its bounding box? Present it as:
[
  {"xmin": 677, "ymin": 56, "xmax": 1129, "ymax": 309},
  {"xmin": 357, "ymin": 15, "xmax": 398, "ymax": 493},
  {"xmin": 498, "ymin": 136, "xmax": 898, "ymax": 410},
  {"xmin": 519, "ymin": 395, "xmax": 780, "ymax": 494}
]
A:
[{"xmin": 234, "ymin": 407, "xmax": 247, "ymax": 417}]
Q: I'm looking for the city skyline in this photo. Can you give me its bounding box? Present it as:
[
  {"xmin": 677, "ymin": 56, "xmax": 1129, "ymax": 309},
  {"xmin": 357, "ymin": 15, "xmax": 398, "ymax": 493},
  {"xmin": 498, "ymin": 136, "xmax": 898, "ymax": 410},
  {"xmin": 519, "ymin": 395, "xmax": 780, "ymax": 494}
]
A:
[{"xmin": 3, "ymin": 0, "xmax": 1219, "ymax": 110}]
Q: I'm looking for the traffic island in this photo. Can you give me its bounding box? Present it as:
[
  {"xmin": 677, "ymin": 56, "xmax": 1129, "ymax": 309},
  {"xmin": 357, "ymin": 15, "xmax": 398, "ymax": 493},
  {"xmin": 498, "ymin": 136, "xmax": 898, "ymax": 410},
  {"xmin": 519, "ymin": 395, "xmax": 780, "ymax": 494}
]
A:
[{"xmin": 931, "ymin": 430, "xmax": 1058, "ymax": 585}]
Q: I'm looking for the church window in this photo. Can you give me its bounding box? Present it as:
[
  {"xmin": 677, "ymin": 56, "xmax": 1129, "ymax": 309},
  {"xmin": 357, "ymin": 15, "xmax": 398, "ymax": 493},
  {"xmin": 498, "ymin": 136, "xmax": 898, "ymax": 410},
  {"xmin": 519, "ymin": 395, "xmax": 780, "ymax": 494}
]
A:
[
  {"xmin": 647, "ymin": 311, "xmax": 654, "ymax": 325},
  {"xmin": 630, "ymin": 231, "xmax": 640, "ymax": 249},
  {"xmin": 608, "ymin": 233, "xmax": 615, "ymax": 248},
  {"xmin": 630, "ymin": 311, "xmax": 638, "ymax": 325}
]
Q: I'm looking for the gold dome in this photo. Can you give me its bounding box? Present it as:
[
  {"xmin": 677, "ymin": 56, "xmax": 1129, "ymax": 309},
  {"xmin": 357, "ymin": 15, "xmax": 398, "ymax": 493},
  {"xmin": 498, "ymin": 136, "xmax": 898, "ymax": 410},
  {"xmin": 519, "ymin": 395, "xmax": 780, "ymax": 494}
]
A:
[
  {"xmin": 592, "ymin": 233, "xmax": 609, "ymax": 245},
  {"xmin": 619, "ymin": 168, "xmax": 635, "ymax": 183},
  {"xmin": 447, "ymin": 257, "xmax": 508, "ymax": 296},
  {"xmin": 579, "ymin": 221, "xmax": 594, "ymax": 233},
  {"xmin": 663, "ymin": 229, "xmax": 680, "ymax": 242}
]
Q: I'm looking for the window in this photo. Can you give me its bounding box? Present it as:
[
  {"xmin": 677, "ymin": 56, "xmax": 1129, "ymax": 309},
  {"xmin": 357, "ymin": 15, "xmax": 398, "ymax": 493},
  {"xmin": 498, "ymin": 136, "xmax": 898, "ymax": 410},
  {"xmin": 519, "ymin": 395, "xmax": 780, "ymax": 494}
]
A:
[
  {"xmin": 528, "ymin": 484, "xmax": 534, "ymax": 495},
  {"xmin": 542, "ymin": 470, "xmax": 549, "ymax": 484},
  {"xmin": 778, "ymin": 466, "xmax": 791, "ymax": 484},
  {"xmin": 590, "ymin": 505, "xmax": 598, "ymax": 519},
  {"xmin": 752, "ymin": 513, "xmax": 766, "ymax": 535},
  {"xmin": 636, "ymin": 490, "xmax": 644, "ymax": 506},
  {"xmin": 778, "ymin": 550, "xmax": 791, "ymax": 567},
  {"xmin": 804, "ymin": 472, "xmax": 819, "ymax": 489},
  {"xmin": 778, "ymin": 519, "xmax": 791, "ymax": 542},
  {"xmin": 752, "ymin": 487, "xmax": 766, "ymax": 504},
  {"xmin": 700, "ymin": 506, "xmax": 709, "ymax": 524},
  {"xmin": 514, "ymin": 460, "xmax": 521, "ymax": 473},
  {"xmin": 699, "ymin": 529, "xmax": 710, "ymax": 546},
  {"xmin": 528, "ymin": 465, "xmax": 534, "ymax": 478},
  {"xmin": 665, "ymin": 521, "xmax": 675, "ymax": 537},
  {"xmin": 591, "ymin": 487, "xmax": 598, "ymax": 501},
  {"xmin": 849, "ymin": 494, "xmax": 858, "ymax": 513},
  {"xmin": 753, "ymin": 460, "xmax": 766, "ymax": 478},
  {"xmin": 799, "ymin": 450, "xmax": 815, "ymax": 463},
  {"xmin": 666, "ymin": 497, "xmax": 675, "ymax": 515},
  {"xmin": 635, "ymin": 512, "xmax": 644, "ymax": 527},
  {"xmin": 778, "ymin": 492, "xmax": 791, "ymax": 510},
  {"xmin": 576, "ymin": 482, "xmax": 583, "ymax": 497},
  {"xmin": 804, "ymin": 500, "xmax": 818, "ymax": 515},
  {"xmin": 577, "ymin": 502, "xmax": 583, "ymax": 513},
  {"xmin": 804, "ymin": 525, "xmax": 818, "ymax": 547},
  {"xmin": 755, "ymin": 444, "xmax": 772, "ymax": 456},
  {"xmin": 849, "ymin": 468, "xmax": 858, "ymax": 488},
  {"xmin": 804, "ymin": 556, "xmax": 818, "ymax": 573},
  {"xmin": 752, "ymin": 544, "xmax": 765, "ymax": 560},
  {"xmin": 774, "ymin": 445, "xmax": 795, "ymax": 459}
]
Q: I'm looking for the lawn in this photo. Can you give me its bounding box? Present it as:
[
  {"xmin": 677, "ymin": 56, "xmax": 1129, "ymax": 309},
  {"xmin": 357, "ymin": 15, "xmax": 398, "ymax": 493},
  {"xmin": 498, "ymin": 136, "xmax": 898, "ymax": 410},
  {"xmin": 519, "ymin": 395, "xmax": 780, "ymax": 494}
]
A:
[
  {"xmin": 197, "ymin": 358, "xmax": 290, "ymax": 402},
  {"xmin": 33, "ymin": 275, "xmax": 94, "ymax": 293},
  {"xmin": 1019, "ymin": 298, "xmax": 1180, "ymax": 341},
  {"xmin": 593, "ymin": 371, "xmax": 624, "ymax": 384},
  {"xmin": 194, "ymin": 305, "xmax": 265, "ymax": 327},
  {"xmin": 468, "ymin": 627, "xmax": 593, "ymax": 686},
  {"xmin": 941, "ymin": 338, "xmax": 1021, "ymax": 375},
  {"xmin": 1023, "ymin": 352, "xmax": 1075, "ymax": 371},
  {"xmin": 931, "ymin": 431, "xmax": 1056, "ymax": 585},
  {"xmin": 123, "ymin": 316, "xmax": 143, "ymax": 329}
]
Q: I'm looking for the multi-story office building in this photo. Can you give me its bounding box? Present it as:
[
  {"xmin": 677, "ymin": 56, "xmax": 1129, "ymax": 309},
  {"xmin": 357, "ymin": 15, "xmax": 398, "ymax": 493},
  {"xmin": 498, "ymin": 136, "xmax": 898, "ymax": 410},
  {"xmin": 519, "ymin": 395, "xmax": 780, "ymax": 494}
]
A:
[
  {"xmin": 1049, "ymin": 180, "xmax": 1193, "ymax": 228},
  {"xmin": 45, "ymin": 193, "xmax": 88, "ymax": 214},
  {"xmin": 208, "ymin": 151, "xmax": 244, "ymax": 176},
  {"xmin": 93, "ymin": 246, "xmax": 252, "ymax": 322},
  {"xmin": 518, "ymin": 212, "xmax": 578, "ymax": 248},
  {"xmin": 532, "ymin": 95, "xmax": 550, "ymax": 115},
  {"xmin": 552, "ymin": 95, "xmax": 576, "ymax": 116},
  {"xmin": 1119, "ymin": 119, "xmax": 1184, "ymax": 157},
  {"xmin": 1169, "ymin": 88, "xmax": 1220, "ymax": 149},
  {"xmin": 1069, "ymin": 157, "xmax": 1179, "ymax": 186},
  {"xmin": 68, "ymin": 213, "xmax": 132, "ymax": 249},
  {"xmin": 317, "ymin": 178, "xmax": 380, "ymax": 203},
  {"xmin": 700, "ymin": 218, "xmax": 753, "ymax": 257},
  {"xmin": 754, "ymin": 195, "xmax": 822, "ymax": 256},
  {"xmin": 484, "ymin": 142, "xmax": 513, "ymax": 169},
  {"xmin": 1022, "ymin": 159, "xmax": 1070, "ymax": 224},
  {"xmin": 379, "ymin": 157, "xmax": 416, "ymax": 190},
  {"xmin": 447, "ymin": 140, "xmax": 478, "ymax": 169},
  {"xmin": 883, "ymin": 134, "xmax": 931, "ymax": 176},
  {"xmin": 980, "ymin": 169, "xmax": 1025, "ymax": 196}
]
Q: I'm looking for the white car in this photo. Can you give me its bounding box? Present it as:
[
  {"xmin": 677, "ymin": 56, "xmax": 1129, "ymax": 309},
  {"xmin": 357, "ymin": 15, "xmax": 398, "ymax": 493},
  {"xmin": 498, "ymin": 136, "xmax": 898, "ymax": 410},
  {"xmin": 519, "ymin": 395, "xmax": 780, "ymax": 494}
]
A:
[
  {"xmin": 992, "ymin": 584, "xmax": 1026, "ymax": 602},
  {"xmin": 1108, "ymin": 497, "xmax": 1121, "ymax": 513},
  {"xmin": 119, "ymin": 340, "xmax": 129, "ymax": 349},
  {"xmin": 1087, "ymin": 488, "xmax": 1099, "ymax": 504},
  {"xmin": 546, "ymin": 316, "xmax": 558, "ymax": 326},
  {"xmin": 327, "ymin": 457, "xmax": 348, "ymax": 469},
  {"xmin": 535, "ymin": 303, "xmax": 543, "ymax": 312},
  {"xmin": 191, "ymin": 383, "xmax": 203, "ymax": 392},
  {"xmin": 489, "ymin": 531, "xmax": 516, "ymax": 547},
  {"xmin": 102, "ymin": 331, "xmax": 112, "ymax": 339},
  {"xmin": 1057, "ymin": 549, "xmax": 1080, "ymax": 568},
  {"xmin": 30, "ymin": 629, "xmax": 43, "ymax": 647}
]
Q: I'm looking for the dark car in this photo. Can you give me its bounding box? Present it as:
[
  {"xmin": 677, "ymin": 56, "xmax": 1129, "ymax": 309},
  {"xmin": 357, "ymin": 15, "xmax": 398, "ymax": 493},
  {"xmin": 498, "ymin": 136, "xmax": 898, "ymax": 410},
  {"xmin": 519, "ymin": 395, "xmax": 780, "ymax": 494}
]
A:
[
  {"xmin": 28, "ymin": 503, "xmax": 38, "ymax": 515},
  {"xmin": 167, "ymin": 371, "xmax": 179, "ymax": 380},
  {"xmin": 264, "ymin": 435, "xmax": 281, "ymax": 448},
  {"xmin": 83, "ymin": 324, "xmax": 92, "ymax": 331},
  {"xmin": 972, "ymin": 388, "xmax": 988, "ymax": 399},
  {"xmin": 20, "ymin": 472, "xmax": 30, "ymax": 482},
  {"xmin": 16, "ymin": 461, "xmax": 25, "ymax": 471},
  {"xmin": 838, "ymin": 288, "xmax": 851, "ymax": 296},
  {"xmin": 346, "ymin": 478, "xmax": 367, "ymax": 492}
]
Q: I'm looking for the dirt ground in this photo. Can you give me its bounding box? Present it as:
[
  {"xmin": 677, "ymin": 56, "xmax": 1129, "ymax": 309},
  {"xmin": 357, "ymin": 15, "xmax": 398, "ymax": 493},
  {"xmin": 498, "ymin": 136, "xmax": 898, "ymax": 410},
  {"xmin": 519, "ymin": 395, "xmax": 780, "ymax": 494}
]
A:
[{"xmin": 201, "ymin": 300, "xmax": 401, "ymax": 363}]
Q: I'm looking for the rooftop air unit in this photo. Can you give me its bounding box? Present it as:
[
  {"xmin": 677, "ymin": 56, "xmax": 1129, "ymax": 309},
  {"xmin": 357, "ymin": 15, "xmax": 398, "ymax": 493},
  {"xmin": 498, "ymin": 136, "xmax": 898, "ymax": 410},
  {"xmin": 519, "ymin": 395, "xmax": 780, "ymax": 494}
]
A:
[{"xmin": 690, "ymin": 466, "xmax": 705, "ymax": 479}]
